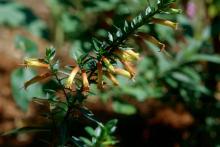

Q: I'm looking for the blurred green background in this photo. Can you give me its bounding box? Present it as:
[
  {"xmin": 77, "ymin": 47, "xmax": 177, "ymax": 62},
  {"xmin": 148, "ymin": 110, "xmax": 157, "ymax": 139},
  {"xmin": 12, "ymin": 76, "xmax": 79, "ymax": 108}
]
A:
[{"xmin": 0, "ymin": 0, "xmax": 220, "ymax": 146}]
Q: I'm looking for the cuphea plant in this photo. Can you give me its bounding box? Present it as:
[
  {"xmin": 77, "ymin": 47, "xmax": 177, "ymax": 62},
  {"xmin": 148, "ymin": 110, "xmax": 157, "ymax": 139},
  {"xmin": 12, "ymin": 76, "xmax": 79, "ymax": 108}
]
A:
[{"xmin": 3, "ymin": 0, "xmax": 180, "ymax": 146}]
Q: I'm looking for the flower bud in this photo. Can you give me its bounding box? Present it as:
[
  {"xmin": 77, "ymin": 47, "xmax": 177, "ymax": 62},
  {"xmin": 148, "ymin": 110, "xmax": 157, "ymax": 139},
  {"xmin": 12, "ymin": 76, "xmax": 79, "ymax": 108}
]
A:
[
  {"xmin": 65, "ymin": 66, "xmax": 80, "ymax": 89},
  {"xmin": 151, "ymin": 18, "xmax": 178, "ymax": 30},
  {"xmin": 115, "ymin": 68, "xmax": 132, "ymax": 79},
  {"xmin": 81, "ymin": 69, "xmax": 90, "ymax": 91},
  {"xmin": 102, "ymin": 56, "xmax": 115, "ymax": 73},
  {"xmin": 23, "ymin": 58, "xmax": 49, "ymax": 68},
  {"xmin": 105, "ymin": 72, "xmax": 119, "ymax": 86}
]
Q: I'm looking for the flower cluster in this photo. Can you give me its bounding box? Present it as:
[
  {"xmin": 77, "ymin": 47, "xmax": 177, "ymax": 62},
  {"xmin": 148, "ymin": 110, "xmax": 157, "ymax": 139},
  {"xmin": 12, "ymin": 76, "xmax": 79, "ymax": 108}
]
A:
[
  {"xmin": 97, "ymin": 48, "xmax": 139, "ymax": 88},
  {"xmin": 20, "ymin": 0, "xmax": 179, "ymax": 94},
  {"xmin": 63, "ymin": 48, "xmax": 139, "ymax": 91}
]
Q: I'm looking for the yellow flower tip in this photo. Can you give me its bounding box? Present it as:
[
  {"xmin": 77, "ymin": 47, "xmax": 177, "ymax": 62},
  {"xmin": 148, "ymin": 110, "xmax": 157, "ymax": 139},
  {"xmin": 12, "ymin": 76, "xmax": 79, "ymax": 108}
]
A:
[
  {"xmin": 105, "ymin": 72, "xmax": 119, "ymax": 86},
  {"xmin": 114, "ymin": 49, "xmax": 139, "ymax": 61},
  {"xmin": 151, "ymin": 18, "xmax": 178, "ymax": 30},
  {"xmin": 24, "ymin": 58, "xmax": 49, "ymax": 68},
  {"xmin": 124, "ymin": 50, "xmax": 140, "ymax": 60},
  {"xmin": 115, "ymin": 68, "xmax": 132, "ymax": 79},
  {"xmin": 113, "ymin": 50, "xmax": 130, "ymax": 61},
  {"xmin": 81, "ymin": 69, "xmax": 90, "ymax": 92},
  {"xmin": 65, "ymin": 66, "xmax": 80, "ymax": 89},
  {"xmin": 102, "ymin": 56, "xmax": 115, "ymax": 73},
  {"xmin": 97, "ymin": 61, "xmax": 103, "ymax": 89}
]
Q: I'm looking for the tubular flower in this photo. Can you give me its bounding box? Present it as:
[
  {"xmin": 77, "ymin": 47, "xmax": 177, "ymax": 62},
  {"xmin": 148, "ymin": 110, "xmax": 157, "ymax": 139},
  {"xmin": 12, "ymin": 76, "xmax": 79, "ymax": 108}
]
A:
[
  {"xmin": 24, "ymin": 72, "xmax": 52, "ymax": 90},
  {"xmin": 151, "ymin": 18, "xmax": 178, "ymax": 30},
  {"xmin": 102, "ymin": 56, "xmax": 115, "ymax": 73},
  {"xmin": 120, "ymin": 60, "xmax": 135, "ymax": 77},
  {"xmin": 97, "ymin": 61, "xmax": 103, "ymax": 89},
  {"xmin": 123, "ymin": 50, "xmax": 140, "ymax": 60},
  {"xmin": 137, "ymin": 33, "xmax": 165, "ymax": 51},
  {"xmin": 113, "ymin": 49, "xmax": 131, "ymax": 61},
  {"xmin": 113, "ymin": 49, "xmax": 139, "ymax": 61},
  {"xmin": 65, "ymin": 66, "xmax": 80, "ymax": 89},
  {"xmin": 105, "ymin": 72, "xmax": 119, "ymax": 86},
  {"xmin": 23, "ymin": 58, "xmax": 49, "ymax": 68},
  {"xmin": 81, "ymin": 69, "xmax": 90, "ymax": 91},
  {"xmin": 114, "ymin": 68, "xmax": 132, "ymax": 79}
]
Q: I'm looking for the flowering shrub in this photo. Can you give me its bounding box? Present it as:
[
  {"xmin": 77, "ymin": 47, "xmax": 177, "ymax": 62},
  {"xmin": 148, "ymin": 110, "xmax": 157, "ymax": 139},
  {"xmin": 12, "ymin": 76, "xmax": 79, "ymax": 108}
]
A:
[{"xmin": 3, "ymin": 0, "xmax": 181, "ymax": 146}]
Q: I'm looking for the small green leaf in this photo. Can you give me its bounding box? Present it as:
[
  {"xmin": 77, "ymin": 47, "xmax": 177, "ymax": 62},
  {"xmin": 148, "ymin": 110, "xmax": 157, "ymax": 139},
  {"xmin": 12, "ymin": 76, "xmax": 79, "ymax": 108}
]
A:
[
  {"xmin": 85, "ymin": 127, "xmax": 96, "ymax": 137},
  {"xmin": 79, "ymin": 137, "xmax": 93, "ymax": 146},
  {"xmin": 46, "ymin": 47, "xmax": 56, "ymax": 61}
]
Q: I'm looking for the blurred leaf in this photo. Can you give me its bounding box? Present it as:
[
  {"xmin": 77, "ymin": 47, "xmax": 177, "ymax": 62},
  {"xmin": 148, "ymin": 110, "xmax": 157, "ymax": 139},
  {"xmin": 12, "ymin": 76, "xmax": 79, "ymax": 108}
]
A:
[
  {"xmin": 85, "ymin": 127, "xmax": 96, "ymax": 137},
  {"xmin": 28, "ymin": 20, "xmax": 47, "ymax": 37},
  {"xmin": 2, "ymin": 126, "xmax": 50, "ymax": 136},
  {"xmin": 10, "ymin": 68, "xmax": 44, "ymax": 111},
  {"xmin": 79, "ymin": 137, "xmax": 93, "ymax": 146},
  {"xmin": 15, "ymin": 35, "xmax": 38, "ymax": 56},
  {"xmin": 112, "ymin": 101, "xmax": 136, "ymax": 115},
  {"xmin": 188, "ymin": 54, "xmax": 220, "ymax": 64},
  {"xmin": 0, "ymin": 3, "xmax": 25, "ymax": 27},
  {"xmin": 61, "ymin": 13, "xmax": 79, "ymax": 33},
  {"xmin": 171, "ymin": 72, "xmax": 192, "ymax": 84}
]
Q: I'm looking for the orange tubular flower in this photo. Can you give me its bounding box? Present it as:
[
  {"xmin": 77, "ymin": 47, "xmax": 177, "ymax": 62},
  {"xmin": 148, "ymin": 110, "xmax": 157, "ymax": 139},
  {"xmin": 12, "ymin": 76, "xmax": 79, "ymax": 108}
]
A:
[
  {"xmin": 24, "ymin": 72, "xmax": 52, "ymax": 90},
  {"xmin": 102, "ymin": 56, "xmax": 115, "ymax": 73},
  {"xmin": 120, "ymin": 60, "xmax": 135, "ymax": 77},
  {"xmin": 138, "ymin": 33, "xmax": 165, "ymax": 51},
  {"xmin": 124, "ymin": 50, "xmax": 140, "ymax": 61},
  {"xmin": 97, "ymin": 61, "xmax": 103, "ymax": 89},
  {"xmin": 113, "ymin": 49, "xmax": 130, "ymax": 61},
  {"xmin": 151, "ymin": 18, "xmax": 178, "ymax": 30},
  {"xmin": 113, "ymin": 49, "xmax": 139, "ymax": 61},
  {"xmin": 65, "ymin": 66, "xmax": 80, "ymax": 89},
  {"xmin": 23, "ymin": 58, "xmax": 49, "ymax": 68},
  {"xmin": 105, "ymin": 72, "xmax": 119, "ymax": 86},
  {"xmin": 81, "ymin": 69, "xmax": 90, "ymax": 91},
  {"xmin": 114, "ymin": 68, "xmax": 132, "ymax": 79}
]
